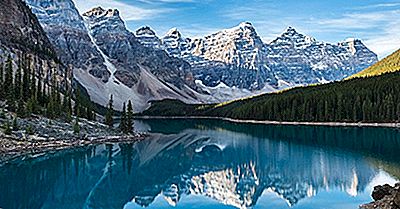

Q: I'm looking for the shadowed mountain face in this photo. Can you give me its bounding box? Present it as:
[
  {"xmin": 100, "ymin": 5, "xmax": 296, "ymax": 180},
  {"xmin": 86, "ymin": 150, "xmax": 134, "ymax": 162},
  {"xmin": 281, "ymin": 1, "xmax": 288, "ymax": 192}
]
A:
[
  {"xmin": 1, "ymin": 120, "xmax": 399, "ymax": 209},
  {"xmin": 0, "ymin": 0, "xmax": 69, "ymax": 86}
]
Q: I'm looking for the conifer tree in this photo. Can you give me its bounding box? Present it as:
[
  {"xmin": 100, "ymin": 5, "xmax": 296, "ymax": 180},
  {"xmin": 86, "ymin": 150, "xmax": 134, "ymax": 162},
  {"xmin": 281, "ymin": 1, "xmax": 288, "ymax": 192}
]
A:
[
  {"xmin": 22, "ymin": 55, "xmax": 31, "ymax": 100},
  {"xmin": 4, "ymin": 56, "xmax": 14, "ymax": 104},
  {"xmin": 14, "ymin": 59, "xmax": 22, "ymax": 99},
  {"xmin": 397, "ymin": 103, "xmax": 400, "ymax": 122},
  {"xmin": 4, "ymin": 120, "xmax": 11, "ymax": 135},
  {"xmin": 105, "ymin": 95, "xmax": 114, "ymax": 128},
  {"xmin": 74, "ymin": 89, "xmax": 80, "ymax": 116},
  {"xmin": 12, "ymin": 117, "xmax": 18, "ymax": 131},
  {"xmin": 126, "ymin": 100, "xmax": 133, "ymax": 133},
  {"xmin": 0, "ymin": 61, "xmax": 3, "ymax": 98},
  {"xmin": 119, "ymin": 103, "xmax": 127, "ymax": 133},
  {"xmin": 73, "ymin": 117, "xmax": 80, "ymax": 135}
]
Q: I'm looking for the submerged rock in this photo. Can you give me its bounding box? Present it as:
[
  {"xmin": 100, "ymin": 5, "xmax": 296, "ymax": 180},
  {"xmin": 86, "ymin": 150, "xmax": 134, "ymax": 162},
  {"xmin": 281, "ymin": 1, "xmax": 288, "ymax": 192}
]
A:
[{"xmin": 361, "ymin": 183, "xmax": 400, "ymax": 209}]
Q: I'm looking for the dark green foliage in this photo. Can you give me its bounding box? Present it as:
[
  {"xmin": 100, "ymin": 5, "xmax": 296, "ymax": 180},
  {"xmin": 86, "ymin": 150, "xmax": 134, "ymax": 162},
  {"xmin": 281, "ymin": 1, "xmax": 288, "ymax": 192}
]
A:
[
  {"xmin": 25, "ymin": 124, "xmax": 34, "ymax": 135},
  {"xmin": 105, "ymin": 95, "xmax": 114, "ymax": 128},
  {"xmin": 73, "ymin": 117, "xmax": 80, "ymax": 135},
  {"xmin": 14, "ymin": 58, "xmax": 22, "ymax": 99},
  {"xmin": 119, "ymin": 103, "xmax": 127, "ymax": 133},
  {"xmin": 0, "ymin": 62, "xmax": 3, "ymax": 98},
  {"xmin": 0, "ymin": 109, "xmax": 5, "ymax": 119},
  {"xmin": 4, "ymin": 56, "xmax": 14, "ymax": 107},
  {"xmin": 142, "ymin": 71, "xmax": 400, "ymax": 123},
  {"xmin": 126, "ymin": 100, "xmax": 133, "ymax": 133},
  {"xmin": 4, "ymin": 120, "xmax": 12, "ymax": 135},
  {"xmin": 0, "ymin": 54, "xmax": 98, "ymax": 127},
  {"xmin": 12, "ymin": 117, "xmax": 18, "ymax": 131}
]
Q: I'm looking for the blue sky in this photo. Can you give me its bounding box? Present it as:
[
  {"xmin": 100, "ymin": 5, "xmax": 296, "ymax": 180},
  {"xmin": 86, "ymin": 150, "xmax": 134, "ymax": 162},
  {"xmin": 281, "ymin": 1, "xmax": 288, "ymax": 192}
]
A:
[{"xmin": 73, "ymin": 0, "xmax": 400, "ymax": 58}]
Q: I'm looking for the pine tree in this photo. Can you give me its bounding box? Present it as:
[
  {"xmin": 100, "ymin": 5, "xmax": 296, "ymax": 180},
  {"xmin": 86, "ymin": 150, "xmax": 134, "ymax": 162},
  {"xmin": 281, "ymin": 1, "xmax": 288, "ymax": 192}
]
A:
[
  {"xmin": 4, "ymin": 120, "xmax": 12, "ymax": 135},
  {"xmin": 14, "ymin": 59, "xmax": 22, "ymax": 99},
  {"xmin": 30, "ymin": 66, "xmax": 37, "ymax": 100},
  {"xmin": 25, "ymin": 124, "xmax": 34, "ymax": 135},
  {"xmin": 4, "ymin": 56, "xmax": 14, "ymax": 104},
  {"xmin": 73, "ymin": 117, "xmax": 80, "ymax": 135},
  {"xmin": 0, "ymin": 61, "xmax": 4, "ymax": 98},
  {"xmin": 105, "ymin": 95, "xmax": 114, "ymax": 128},
  {"xmin": 74, "ymin": 89, "xmax": 80, "ymax": 116},
  {"xmin": 119, "ymin": 103, "xmax": 127, "ymax": 133},
  {"xmin": 126, "ymin": 100, "xmax": 133, "ymax": 133},
  {"xmin": 22, "ymin": 55, "xmax": 31, "ymax": 100},
  {"xmin": 397, "ymin": 103, "xmax": 400, "ymax": 122},
  {"xmin": 12, "ymin": 117, "xmax": 18, "ymax": 131}
]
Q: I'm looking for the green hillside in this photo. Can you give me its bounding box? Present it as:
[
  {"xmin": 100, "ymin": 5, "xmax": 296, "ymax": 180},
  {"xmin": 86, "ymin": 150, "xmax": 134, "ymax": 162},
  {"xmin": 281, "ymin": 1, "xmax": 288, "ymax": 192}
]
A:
[
  {"xmin": 141, "ymin": 70, "xmax": 400, "ymax": 123},
  {"xmin": 349, "ymin": 49, "xmax": 400, "ymax": 79}
]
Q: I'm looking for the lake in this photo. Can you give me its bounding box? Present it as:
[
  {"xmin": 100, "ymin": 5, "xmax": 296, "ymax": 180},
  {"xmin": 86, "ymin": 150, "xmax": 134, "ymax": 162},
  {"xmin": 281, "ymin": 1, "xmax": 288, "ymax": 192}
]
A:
[{"xmin": 1, "ymin": 119, "xmax": 399, "ymax": 209}]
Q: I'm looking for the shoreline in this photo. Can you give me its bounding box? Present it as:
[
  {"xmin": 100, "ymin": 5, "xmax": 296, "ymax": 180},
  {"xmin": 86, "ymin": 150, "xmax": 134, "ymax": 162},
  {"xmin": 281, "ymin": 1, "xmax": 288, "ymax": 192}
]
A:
[
  {"xmin": 0, "ymin": 134, "xmax": 147, "ymax": 166},
  {"xmin": 136, "ymin": 116, "xmax": 400, "ymax": 128}
]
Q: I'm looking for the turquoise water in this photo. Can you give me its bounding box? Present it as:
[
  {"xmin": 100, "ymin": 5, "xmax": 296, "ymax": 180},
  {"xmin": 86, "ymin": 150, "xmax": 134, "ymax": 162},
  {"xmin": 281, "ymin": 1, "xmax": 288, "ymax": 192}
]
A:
[{"xmin": 1, "ymin": 119, "xmax": 399, "ymax": 209}]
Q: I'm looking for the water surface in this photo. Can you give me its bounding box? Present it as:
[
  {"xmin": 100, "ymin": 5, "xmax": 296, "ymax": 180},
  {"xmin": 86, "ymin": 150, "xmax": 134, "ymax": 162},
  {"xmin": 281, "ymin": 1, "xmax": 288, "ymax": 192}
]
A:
[{"xmin": 0, "ymin": 119, "xmax": 399, "ymax": 209}]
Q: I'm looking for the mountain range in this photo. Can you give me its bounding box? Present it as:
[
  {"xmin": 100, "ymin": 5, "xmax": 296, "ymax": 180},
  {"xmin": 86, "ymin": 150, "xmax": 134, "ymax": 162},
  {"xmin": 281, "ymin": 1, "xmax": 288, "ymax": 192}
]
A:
[
  {"xmin": 142, "ymin": 48, "xmax": 400, "ymax": 123},
  {"xmin": 5, "ymin": 0, "xmax": 379, "ymax": 112}
]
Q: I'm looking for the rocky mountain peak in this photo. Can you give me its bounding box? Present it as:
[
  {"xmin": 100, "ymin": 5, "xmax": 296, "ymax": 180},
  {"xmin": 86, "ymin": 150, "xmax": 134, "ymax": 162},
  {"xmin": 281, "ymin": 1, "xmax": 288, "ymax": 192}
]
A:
[
  {"xmin": 237, "ymin": 21, "xmax": 255, "ymax": 30},
  {"xmin": 83, "ymin": 7, "xmax": 127, "ymax": 36},
  {"xmin": 270, "ymin": 26, "xmax": 316, "ymax": 49},
  {"xmin": 83, "ymin": 7, "xmax": 122, "ymax": 21},
  {"xmin": 135, "ymin": 26, "xmax": 162, "ymax": 48},
  {"xmin": 136, "ymin": 26, "xmax": 157, "ymax": 37},
  {"xmin": 83, "ymin": 6, "xmax": 105, "ymax": 17},
  {"xmin": 283, "ymin": 26, "xmax": 298, "ymax": 35},
  {"xmin": 165, "ymin": 27, "xmax": 182, "ymax": 39},
  {"xmin": 338, "ymin": 38, "xmax": 366, "ymax": 55}
]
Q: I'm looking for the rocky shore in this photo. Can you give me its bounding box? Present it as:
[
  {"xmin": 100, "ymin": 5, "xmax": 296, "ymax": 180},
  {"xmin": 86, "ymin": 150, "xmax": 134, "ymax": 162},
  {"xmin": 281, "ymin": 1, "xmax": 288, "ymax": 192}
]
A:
[
  {"xmin": 361, "ymin": 183, "xmax": 400, "ymax": 209},
  {"xmin": 0, "ymin": 110, "xmax": 147, "ymax": 166}
]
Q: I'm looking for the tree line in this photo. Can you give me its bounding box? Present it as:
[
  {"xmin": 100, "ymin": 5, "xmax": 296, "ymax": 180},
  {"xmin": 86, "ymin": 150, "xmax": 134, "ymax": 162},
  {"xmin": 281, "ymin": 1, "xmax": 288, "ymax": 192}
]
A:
[
  {"xmin": 142, "ymin": 71, "xmax": 400, "ymax": 123},
  {"xmin": 0, "ymin": 54, "xmax": 97, "ymax": 133},
  {"xmin": 208, "ymin": 71, "xmax": 400, "ymax": 122}
]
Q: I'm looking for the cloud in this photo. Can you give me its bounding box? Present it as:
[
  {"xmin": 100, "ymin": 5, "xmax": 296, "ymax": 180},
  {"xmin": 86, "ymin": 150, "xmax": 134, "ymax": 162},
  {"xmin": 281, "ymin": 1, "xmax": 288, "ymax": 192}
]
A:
[
  {"xmin": 312, "ymin": 9, "xmax": 400, "ymax": 58},
  {"xmin": 73, "ymin": 0, "xmax": 171, "ymax": 20},
  {"xmin": 137, "ymin": 0, "xmax": 194, "ymax": 3},
  {"xmin": 356, "ymin": 2, "xmax": 400, "ymax": 10}
]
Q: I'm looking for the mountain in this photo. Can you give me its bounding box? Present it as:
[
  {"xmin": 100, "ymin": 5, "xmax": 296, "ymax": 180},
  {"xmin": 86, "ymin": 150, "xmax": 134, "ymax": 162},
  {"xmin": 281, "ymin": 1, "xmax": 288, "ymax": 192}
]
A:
[
  {"xmin": 25, "ymin": 0, "xmax": 110, "ymax": 82},
  {"xmin": 24, "ymin": 1, "xmax": 214, "ymax": 111},
  {"xmin": 0, "ymin": 0, "xmax": 68, "ymax": 86},
  {"xmin": 137, "ymin": 23, "xmax": 378, "ymax": 91},
  {"xmin": 349, "ymin": 48, "xmax": 400, "ymax": 79},
  {"xmin": 142, "ymin": 70, "xmax": 400, "ymax": 123},
  {"xmin": 24, "ymin": 0, "xmax": 378, "ymax": 111}
]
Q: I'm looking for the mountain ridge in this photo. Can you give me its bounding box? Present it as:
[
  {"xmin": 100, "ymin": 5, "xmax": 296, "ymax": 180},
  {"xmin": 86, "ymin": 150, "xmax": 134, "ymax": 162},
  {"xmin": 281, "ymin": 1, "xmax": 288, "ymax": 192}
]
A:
[
  {"xmin": 22, "ymin": 1, "xmax": 379, "ymax": 112},
  {"xmin": 137, "ymin": 22, "xmax": 378, "ymax": 91},
  {"xmin": 349, "ymin": 48, "xmax": 400, "ymax": 79}
]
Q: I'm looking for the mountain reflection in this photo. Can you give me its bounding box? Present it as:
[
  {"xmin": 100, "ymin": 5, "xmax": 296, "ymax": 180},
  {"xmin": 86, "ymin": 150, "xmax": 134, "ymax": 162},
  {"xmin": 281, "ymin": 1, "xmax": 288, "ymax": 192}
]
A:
[{"xmin": 0, "ymin": 119, "xmax": 399, "ymax": 209}]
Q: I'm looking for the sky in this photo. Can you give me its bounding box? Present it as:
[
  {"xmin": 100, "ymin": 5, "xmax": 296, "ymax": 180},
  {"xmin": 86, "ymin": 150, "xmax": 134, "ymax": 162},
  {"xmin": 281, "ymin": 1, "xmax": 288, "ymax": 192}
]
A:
[{"xmin": 73, "ymin": 0, "xmax": 400, "ymax": 59}]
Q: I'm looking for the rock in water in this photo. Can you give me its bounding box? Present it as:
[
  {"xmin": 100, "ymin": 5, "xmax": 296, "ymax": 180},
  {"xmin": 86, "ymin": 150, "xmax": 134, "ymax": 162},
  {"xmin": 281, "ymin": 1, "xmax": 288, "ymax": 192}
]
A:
[
  {"xmin": 372, "ymin": 184, "xmax": 393, "ymax": 201},
  {"xmin": 361, "ymin": 183, "xmax": 400, "ymax": 209}
]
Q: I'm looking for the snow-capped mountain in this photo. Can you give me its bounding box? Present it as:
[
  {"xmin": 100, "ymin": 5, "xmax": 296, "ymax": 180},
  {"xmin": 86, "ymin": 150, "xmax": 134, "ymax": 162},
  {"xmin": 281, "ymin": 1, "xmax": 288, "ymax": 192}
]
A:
[
  {"xmin": 24, "ymin": 1, "xmax": 214, "ymax": 111},
  {"xmin": 137, "ymin": 23, "xmax": 378, "ymax": 91},
  {"xmin": 265, "ymin": 27, "xmax": 378, "ymax": 85},
  {"xmin": 24, "ymin": 0, "xmax": 378, "ymax": 111},
  {"xmin": 135, "ymin": 26, "xmax": 162, "ymax": 49}
]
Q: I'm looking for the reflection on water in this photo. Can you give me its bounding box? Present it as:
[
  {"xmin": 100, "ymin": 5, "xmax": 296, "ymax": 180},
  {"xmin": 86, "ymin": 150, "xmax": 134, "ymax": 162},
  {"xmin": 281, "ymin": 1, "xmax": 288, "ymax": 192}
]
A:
[{"xmin": 0, "ymin": 119, "xmax": 399, "ymax": 209}]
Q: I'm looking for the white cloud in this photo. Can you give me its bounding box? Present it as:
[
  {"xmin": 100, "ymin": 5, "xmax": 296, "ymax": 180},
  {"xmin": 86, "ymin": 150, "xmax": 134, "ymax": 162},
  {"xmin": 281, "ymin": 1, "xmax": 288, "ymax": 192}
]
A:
[
  {"xmin": 313, "ymin": 10, "xmax": 400, "ymax": 58},
  {"xmin": 73, "ymin": 0, "xmax": 170, "ymax": 21}
]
